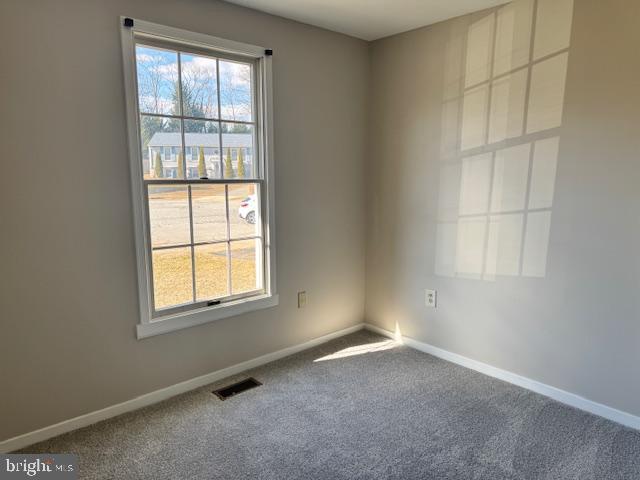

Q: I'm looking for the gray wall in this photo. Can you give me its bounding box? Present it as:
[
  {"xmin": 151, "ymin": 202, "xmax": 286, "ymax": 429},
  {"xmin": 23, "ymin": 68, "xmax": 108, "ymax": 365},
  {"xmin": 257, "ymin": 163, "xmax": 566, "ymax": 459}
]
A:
[
  {"xmin": 0, "ymin": 0, "xmax": 368, "ymax": 440},
  {"xmin": 366, "ymin": 0, "xmax": 640, "ymax": 417}
]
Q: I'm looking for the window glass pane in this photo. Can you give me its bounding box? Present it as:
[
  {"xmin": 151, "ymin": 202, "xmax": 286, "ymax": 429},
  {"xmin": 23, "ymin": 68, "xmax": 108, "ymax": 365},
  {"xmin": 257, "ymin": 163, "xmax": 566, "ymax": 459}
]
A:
[
  {"xmin": 136, "ymin": 45, "xmax": 179, "ymax": 115},
  {"xmin": 229, "ymin": 183, "xmax": 261, "ymax": 239},
  {"xmin": 148, "ymin": 186, "xmax": 191, "ymax": 247},
  {"xmin": 140, "ymin": 115, "xmax": 183, "ymax": 180},
  {"xmin": 184, "ymin": 120, "xmax": 221, "ymax": 179},
  {"xmin": 221, "ymin": 123, "xmax": 255, "ymax": 179},
  {"xmin": 180, "ymin": 53, "xmax": 218, "ymax": 119},
  {"xmin": 219, "ymin": 60, "xmax": 252, "ymax": 122},
  {"xmin": 230, "ymin": 239, "xmax": 262, "ymax": 295},
  {"xmin": 195, "ymin": 243, "xmax": 229, "ymax": 301},
  {"xmin": 152, "ymin": 247, "xmax": 193, "ymax": 310},
  {"xmin": 192, "ymin": 185, "xmax": 227, "ymax": 243}
]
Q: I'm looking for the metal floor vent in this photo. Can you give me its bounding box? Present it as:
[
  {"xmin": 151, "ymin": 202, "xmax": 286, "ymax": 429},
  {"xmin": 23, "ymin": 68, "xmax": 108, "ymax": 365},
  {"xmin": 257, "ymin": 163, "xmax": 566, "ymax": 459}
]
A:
[{"xmin": 213, "ymin": 377, "xmax": 262, "ymax": 400}]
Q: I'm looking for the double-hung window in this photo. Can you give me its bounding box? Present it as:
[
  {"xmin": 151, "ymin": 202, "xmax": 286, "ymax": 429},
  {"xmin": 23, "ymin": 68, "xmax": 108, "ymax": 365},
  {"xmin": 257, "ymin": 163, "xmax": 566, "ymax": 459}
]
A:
[{"xmin": 121, "ymin": 19, "xmax": 277, "ymax": 338}]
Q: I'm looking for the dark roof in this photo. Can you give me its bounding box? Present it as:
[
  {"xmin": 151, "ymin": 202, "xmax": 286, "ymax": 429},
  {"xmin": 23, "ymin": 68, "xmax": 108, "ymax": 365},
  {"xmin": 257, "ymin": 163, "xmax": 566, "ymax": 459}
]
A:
[{"xmin": 149, "ymin": 132, "xmax": 252, "ymax": 148}]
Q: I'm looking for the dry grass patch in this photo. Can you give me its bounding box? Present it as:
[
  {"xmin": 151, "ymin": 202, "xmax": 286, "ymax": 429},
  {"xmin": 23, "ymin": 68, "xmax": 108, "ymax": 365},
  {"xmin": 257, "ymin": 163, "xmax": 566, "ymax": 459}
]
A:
[
  {"xmin": 152, "ymin": 245, "xmax": 257, "ymax": 310},
  {"xmin": 149, "ymin": 184, "xmax": 255, "ymax": 201}
]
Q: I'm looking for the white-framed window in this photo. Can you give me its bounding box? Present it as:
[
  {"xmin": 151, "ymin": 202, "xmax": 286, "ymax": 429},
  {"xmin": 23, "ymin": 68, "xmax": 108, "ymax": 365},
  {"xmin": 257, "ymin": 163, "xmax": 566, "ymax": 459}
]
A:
[{"xmin": 121, "ymin": 18, "xmax": 277, "ymax": 339}]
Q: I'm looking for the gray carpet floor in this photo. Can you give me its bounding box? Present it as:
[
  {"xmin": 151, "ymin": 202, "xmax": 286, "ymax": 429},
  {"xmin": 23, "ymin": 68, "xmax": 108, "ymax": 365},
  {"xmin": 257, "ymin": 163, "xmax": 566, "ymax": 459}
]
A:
[{"xmin": 18, "ymin": 330, "xmax": 640, "ymax": 479}]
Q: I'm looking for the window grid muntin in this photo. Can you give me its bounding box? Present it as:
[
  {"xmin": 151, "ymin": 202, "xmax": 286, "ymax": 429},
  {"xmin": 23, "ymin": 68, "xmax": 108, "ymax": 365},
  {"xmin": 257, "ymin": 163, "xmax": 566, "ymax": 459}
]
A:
[
  {"xmin": 134, "ymin": 36, "xmax": 266, "ymax": 316},
  {"xmin": 216, "ymin": 58, "xmax": 224, "ymax": 179},
  {"xmin": 140, "ymin": 111, "xmax": 257, "ymax": 126},
  {"xmin": 151, "ymin": 235, "xmax": 263, "ymax": 251},
  {"xmin": 144, "ymin": 181, "xmax": 265, "ymax": 317},
  {"xmin": 135, "ymin": 42, "xmax": 258, "ymax": 182},
  {"xmin": 224, "ymin": 184, "xmax": 232, "ymax": 295}
]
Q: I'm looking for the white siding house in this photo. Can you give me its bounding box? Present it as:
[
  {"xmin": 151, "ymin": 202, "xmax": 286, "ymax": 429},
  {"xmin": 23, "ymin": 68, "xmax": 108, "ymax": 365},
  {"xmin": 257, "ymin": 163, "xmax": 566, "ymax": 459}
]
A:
[{"xmin": 146, "ymin": 132, "xmax": 254, "ymax": 178}]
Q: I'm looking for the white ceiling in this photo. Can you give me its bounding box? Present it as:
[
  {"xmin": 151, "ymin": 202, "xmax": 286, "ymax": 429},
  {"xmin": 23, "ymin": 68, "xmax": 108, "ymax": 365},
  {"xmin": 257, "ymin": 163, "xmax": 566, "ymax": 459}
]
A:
[{"xmin": 224, "ymin": 0, "xmax": 508, "ymax": 41}]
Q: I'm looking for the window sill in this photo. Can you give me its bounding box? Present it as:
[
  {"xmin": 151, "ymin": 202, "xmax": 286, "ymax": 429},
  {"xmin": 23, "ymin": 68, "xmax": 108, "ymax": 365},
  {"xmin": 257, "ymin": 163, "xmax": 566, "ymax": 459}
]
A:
[{"xmin": 136, "ymin": 294, "xmax": 279, "ymax": 339}]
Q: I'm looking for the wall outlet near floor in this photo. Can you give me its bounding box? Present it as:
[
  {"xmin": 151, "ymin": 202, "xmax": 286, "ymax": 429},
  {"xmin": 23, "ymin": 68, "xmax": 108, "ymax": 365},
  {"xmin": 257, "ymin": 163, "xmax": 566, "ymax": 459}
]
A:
[
  {"xmin": 297, "ymin": 291, "xmax": 307, "ymax": 308},
  {"xmin": 425, "ymin": 289, "xmax": 437, "ymax": 308}
]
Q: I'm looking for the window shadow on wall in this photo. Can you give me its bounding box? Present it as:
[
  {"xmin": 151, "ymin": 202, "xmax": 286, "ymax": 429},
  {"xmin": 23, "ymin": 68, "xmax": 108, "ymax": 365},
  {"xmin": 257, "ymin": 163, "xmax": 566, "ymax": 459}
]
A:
[{"xmin": 435, "ymin": 0, "xmax": 574, "ymax": 281}]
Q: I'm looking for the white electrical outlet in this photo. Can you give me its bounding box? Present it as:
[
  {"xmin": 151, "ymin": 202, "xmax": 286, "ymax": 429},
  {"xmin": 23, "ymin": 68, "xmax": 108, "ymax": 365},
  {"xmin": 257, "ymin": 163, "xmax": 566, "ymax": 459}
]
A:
[
  {"xmin": 425, "ymin": 289, "xmax": 437, "ymax": 308},
  {"xmin": 298, "ymin": 291, "xmax": 307, "ymax": 308}
]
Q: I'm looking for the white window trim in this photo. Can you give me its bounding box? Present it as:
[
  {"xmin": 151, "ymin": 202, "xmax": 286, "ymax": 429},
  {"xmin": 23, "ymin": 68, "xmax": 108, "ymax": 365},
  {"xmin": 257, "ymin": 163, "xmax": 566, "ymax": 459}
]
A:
[{"xmin": 121, "ymin": 18, "xmax": 277, "ymax": 339}]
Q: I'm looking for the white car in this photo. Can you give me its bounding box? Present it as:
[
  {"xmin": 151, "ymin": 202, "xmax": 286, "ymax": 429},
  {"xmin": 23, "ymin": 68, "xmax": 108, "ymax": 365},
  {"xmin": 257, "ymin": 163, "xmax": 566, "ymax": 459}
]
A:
[{"xmin": 238, "ymin": 194, "xmax": 257, "ymax": 224}]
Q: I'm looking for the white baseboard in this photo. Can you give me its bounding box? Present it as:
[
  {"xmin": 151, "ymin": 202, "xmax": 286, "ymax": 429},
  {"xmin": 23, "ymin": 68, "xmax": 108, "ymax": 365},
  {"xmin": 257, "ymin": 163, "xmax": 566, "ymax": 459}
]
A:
[
  {"xmin": 7, "ymin": 321, "xmax": 636, "ymax": 453},
  {"xmin": 0, "ymin": 323, "xmax": 365, "ymax": 453},
  {"xmin": 364, "ymin": 323, "xmax": 640, "ymax": 431}
]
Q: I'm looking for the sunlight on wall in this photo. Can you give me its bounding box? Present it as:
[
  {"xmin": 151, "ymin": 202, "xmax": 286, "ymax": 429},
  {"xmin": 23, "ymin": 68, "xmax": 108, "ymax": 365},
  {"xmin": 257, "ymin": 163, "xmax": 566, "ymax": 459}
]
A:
[
  {"xmin": 435, "ymin": 0, "xmax": 572, "ymax": 281},
  {"xmin": 394, "ymin": 321, "xmax": 403, "ymax": 343},
  {"xmin": 527, "ymin": 53, "xmax": 569, "ymax": 134}
]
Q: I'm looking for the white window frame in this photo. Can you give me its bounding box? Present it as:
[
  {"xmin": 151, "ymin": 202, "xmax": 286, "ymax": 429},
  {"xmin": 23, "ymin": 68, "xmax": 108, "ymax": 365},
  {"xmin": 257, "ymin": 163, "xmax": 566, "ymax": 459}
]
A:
[{"xmin": 121, "ymin": 18, "xmax": 277, "ymax": 339}]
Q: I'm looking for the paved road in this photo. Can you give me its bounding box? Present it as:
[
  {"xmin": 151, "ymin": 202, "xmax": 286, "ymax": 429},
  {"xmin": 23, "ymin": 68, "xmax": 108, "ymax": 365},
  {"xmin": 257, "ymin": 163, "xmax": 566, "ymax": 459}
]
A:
[{"xmin": 148, "ymin": 188, "xmax": 259, "ymax": 248}]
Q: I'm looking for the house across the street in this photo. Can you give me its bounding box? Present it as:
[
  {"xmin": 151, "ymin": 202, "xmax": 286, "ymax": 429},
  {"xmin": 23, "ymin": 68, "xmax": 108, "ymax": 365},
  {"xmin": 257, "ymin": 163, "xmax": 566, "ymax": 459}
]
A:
[{"xmin": 146, "ymin": 132, "xmax": 254, "ymax": 178}]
